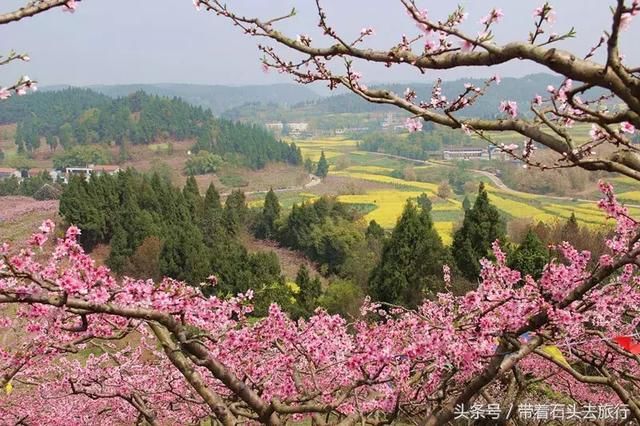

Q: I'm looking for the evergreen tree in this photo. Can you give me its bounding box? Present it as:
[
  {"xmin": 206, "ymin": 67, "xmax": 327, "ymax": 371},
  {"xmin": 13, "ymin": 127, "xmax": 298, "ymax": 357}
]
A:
[
  {"xmin": 369, "ymin": 200, "xmax": 448, "ymax": 307},
  {"xmin": 462, "ymin": 195, "xmax": 472, "ymax": 211},
  {"xmin": 416, "ymin": 193, "xmax": 432, "ymax": 212},
  {"xmin": 315, "ymin": 151, "xmax": 329, "ymax": 178},
  {"xmin": 183, "ymin": 175, "xmax": 204, "ymax": 221},
  {"xmin": 295, "ymin": 264, "xmax": 322, "ymax": 317},
  {"xmin": 452, "ymin": 182, "xmax": 506, "ymax": 281},
  {"xmin": 366, "ymin": 220, "xmax": 385, "ymax": 240},
  {"xmin": 561, "ymin": 212, "xmax": 579, "ymax": 242},
  {"xmin": 507, "ymin": 229, "xmax": 548, "ymax": 280},
  {"xmin": 254, "ymin": 188, "xmax": 281, "ymax": 239},
  {"xmin": 304, "ymin": 158, "xmax": 314, "ymax": 173},
  {"xmin": 224, "ymin": 190, "xmax": 248, "ymax": 234}
]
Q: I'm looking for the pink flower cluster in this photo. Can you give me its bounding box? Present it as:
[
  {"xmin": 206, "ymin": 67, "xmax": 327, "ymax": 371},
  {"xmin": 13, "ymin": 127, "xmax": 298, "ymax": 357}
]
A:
[{"xmin": 499, "ymin": 100, "xmax": 518, "ymax": 118}]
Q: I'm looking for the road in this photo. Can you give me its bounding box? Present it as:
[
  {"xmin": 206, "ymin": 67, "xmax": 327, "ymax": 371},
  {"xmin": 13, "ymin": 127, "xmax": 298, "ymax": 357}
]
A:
[{"xmin": 221, "ymin": 174, "xmax": 321, "ymax": 198}]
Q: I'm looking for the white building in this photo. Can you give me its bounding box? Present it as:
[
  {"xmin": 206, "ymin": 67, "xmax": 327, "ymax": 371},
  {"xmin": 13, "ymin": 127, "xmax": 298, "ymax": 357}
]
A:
[{"xmin": 65, "ymin": 164, "xmax": 121, "ymax": 182}]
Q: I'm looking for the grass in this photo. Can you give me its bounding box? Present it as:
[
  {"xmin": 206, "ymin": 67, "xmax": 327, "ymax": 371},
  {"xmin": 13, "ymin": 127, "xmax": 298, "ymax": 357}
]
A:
[{"xmin": 220, "ymin": 174, "xmax": 249, "ymax": 188}]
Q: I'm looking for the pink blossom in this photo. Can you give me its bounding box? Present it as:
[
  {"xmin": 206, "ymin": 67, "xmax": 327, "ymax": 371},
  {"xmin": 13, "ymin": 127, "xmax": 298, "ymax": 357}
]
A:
[
  {"xmin": 480, "ymin": 8, "xmax": 504, "ymax": 26},
  {"xmin": 460, "ymin": 40, "xmax": 474, "ymax": 51},
  {"xmin": 0, "ymin": 88, "xmax": 11, "ymax": 100},
  {"xmin": 620, "ymin": 121, "xmax": 635, "ymax": 134},
  {"xmin": 499, "ymin": 100, "xmax": 518, "ymax": 118},
  {"xmin": 405, "ymin": 117, "xmax": 423, "ymax": 132},
  {"xmin": 534, "ymin": 95, "xmax": 543, "ymax": 105},
  {"xmin": 193, "ymin": 0, "xmax": 202, "ymax": 11},
  {"xmin": 493, "ymin": 74, "xmax": 501, "ymax": 85},
  {"xmin": 63, "ymin": 0, "xmax": 77, "ymax": 13},
  {"xmin": 16, "ymin": 87, "xmax": 27, "ymax": 96}
]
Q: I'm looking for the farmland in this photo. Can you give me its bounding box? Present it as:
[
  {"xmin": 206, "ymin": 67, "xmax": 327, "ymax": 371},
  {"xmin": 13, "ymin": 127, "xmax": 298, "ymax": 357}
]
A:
[{"xmin": 281, "ymin": 136, "xmax": 639, "ymax": 244}]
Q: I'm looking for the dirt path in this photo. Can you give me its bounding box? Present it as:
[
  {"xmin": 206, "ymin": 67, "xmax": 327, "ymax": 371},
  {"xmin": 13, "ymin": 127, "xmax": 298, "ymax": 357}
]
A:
[{"xmin": 221, "ymin": 174, "xmax": 321, "ymax": 197}]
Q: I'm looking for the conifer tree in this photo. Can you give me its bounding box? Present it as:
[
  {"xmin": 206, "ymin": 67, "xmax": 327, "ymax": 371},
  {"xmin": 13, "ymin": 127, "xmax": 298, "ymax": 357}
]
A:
[
  {"xmin": 416, "ymin": 193, "xmax": 432, "ymax": 212},
  {"xmin": 507, "ymin": 229, "xmax": 548, "ymax": 280},
  {"xmin": 183, "ymin": 175, "xmax": 203, "ymax": 221},
  {"xmin": 452, "ymin": 182, "xmax": 506, "ymax": 281},
  {"xmin": 369, "ymin": 200, "xmax": 448, "ymax": 307},
  {"xmin": 462, "ymin": 195, "xmax": 471, "ymax": 211},
  {"xmin": 254, "ymin": 188, "xmax": 281, "ymax": 239},
  {"xmin": 295, "ymin": 264, "xmax": 322, "ymax": 317},
  {"xmin": 223, "ymin": 190, "xmax": 248, "ymax": 234},
  {"xmin": 315, "ymin": 150, "xmax": 329, "ymax": 178},
  {"xmin": 366, "ymin": 220, "xmax": 385, "ymax": 240}
]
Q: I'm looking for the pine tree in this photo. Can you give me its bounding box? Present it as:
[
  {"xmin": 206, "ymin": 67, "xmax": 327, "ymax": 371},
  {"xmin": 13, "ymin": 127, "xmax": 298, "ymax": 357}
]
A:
[
  {"xmin": 254, "ymin": 188, "xmax": 281, "ymax": 239},
  {"xmin": 416, "ymin": 193, "xmax": 432, "ymax": 212},
  {"xmin": 462, "ymin": 195, "xmax": 471, "ymax": 211},
  {"xmin": 507, "ymin": 229, "xmax": 548, "ymax": 280},
  {"xmin": 452, "ymin": 182, "xmax": 506, "ymax": 281},
  {"xmin": 366, "ymin": 220, "xmax": 385, "ymax": 240},
  {"xmin": 295, "ymin": 264, "xmax": 322, "ymax": 317},
  {"xmin": 560, "ymin": 212, "xmax": 579, "ymax": 242},
  {"xmin": 315, "ymin": 151, "xmax": 329, "ymax": 178},
  {"xmin": 369, "ymin": 200, "xmax": 448, "ymax": 307},
  {"xmin": 183, "ymin": 175, "xmax": 203, "ymax": 220},
  {"xmin": 224, "ymin": 190, "xmax": 248, "ymax": 234}
]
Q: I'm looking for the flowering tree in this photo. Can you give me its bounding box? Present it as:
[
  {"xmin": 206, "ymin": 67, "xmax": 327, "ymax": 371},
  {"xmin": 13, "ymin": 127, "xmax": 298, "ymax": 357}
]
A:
[
  {"xmin": 194, "ymin": 0, "xmax": 640, "ymax": 180},
  {"xmin": 1, "ymin": 185, "xmax": 640, "ymax": 424}
]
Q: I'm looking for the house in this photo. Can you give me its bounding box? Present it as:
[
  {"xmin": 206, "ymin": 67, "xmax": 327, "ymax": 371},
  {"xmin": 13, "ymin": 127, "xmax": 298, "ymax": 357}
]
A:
[
  {"xmin": 65, "ymin": 164, "xmax": 121, "ymax": 182},
  {"xmin": 0, "ymin": 167, "xmax": 20, "ymax": 179},
  {"xmin": 265, "ymin": 122, "xmax": 284, "ymax": 131},
  {"xmin": 442, "ymin": 147, "xmax": 488, "ymax": 161}
]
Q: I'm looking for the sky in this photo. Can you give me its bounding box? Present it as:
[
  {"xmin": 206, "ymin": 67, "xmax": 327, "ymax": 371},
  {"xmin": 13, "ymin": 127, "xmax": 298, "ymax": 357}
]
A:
[{"xmin": 0, "ymin": 0, "xmax": 639, "ymax": 88}]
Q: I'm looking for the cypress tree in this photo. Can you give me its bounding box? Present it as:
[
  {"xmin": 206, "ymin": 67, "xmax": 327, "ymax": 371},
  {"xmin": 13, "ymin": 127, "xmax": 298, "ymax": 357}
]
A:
[
  {"xmin": 369, "ymin": 200, "xmax": 448, "ymax": 307},
  {"xmin": 224, "ymin": 190, "xmax": 248, "ymax": 234},
  {"xmin": 315, "ymin": 151, "xmax": 329, "ymax": 178},
  {"xmin": 255, "ymin": 188, "xmax": 281, "ymax": 239},
  {"xmin": 183, "ymin": 175, "xmax": 203, "ymax": 220},
  {"xmin": 416, "ymin": 193, "xmax": 432, "ymax": 212},
  {"xmin": 452, "ymin": 182, "xmax": 506, "ymax": 281},
  {"xmin": 366, "ymin": 220, "xmax": 385, "ymax": 240},
  {"xmin": 295, "ymin": 264, "xmax": 322, "ymax": 317},
  {"xmin": 507, "ymin": 229, "xmax": 548, "ymax": 280},
  {"xmin": 462, "ymin": 195, "xmax": 471, "ymax": 211}
]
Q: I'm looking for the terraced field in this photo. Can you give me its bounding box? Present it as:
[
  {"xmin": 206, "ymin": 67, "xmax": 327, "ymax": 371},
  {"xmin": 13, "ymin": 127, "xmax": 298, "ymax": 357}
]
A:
[{"xmin": 280, "ymin": 136, "xmax": 635, "ymax": 244}]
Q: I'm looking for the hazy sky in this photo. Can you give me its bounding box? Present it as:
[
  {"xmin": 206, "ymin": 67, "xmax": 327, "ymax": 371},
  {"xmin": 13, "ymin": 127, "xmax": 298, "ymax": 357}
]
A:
[{"xmin": 0, "ymin": 0, "xmax": 638, "ymax": 88}]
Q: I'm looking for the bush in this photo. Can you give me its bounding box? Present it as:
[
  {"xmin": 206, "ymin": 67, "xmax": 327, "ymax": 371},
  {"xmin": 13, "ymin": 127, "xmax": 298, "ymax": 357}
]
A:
[{"xmin": 183, "ymin": 150, "xmax": 222, "ymax": 175}]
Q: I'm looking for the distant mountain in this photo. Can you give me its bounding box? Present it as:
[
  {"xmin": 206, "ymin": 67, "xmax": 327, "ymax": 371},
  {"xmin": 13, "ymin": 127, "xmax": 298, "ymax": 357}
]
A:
[{"xmin": 78, "ymin": 83, "xmax": 321, "ymax": 115}]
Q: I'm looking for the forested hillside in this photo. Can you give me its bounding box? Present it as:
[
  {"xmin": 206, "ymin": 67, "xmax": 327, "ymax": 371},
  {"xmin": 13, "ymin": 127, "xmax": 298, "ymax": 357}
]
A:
[
  {"xmin": 86, "ymin": 83, "xmax": 320, "ymax": 115},
  {"xmin": 0, "ymin": 88, "xmax": 302, "ymax": 169}
]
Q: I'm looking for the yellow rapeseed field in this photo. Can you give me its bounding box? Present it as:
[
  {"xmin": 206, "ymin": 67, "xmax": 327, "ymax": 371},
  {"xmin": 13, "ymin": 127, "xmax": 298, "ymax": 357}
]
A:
[
  {"xmin": 333, "ymin": 171, "xmax": 439, "ymax": 193},
  {"xmin": 617, "ymin": 191, "xmax": 640, "ymax": 202},
  {"xmin": 487, "ymin": 194, "xmax": 547, "ymax": 218},
  {"xmin": 343, "ymin": 165, "xmax": 394, "ymax": 174},
  {"xmin": 338, "ymin": 190, "xmax": 423, "ymax": 228}
]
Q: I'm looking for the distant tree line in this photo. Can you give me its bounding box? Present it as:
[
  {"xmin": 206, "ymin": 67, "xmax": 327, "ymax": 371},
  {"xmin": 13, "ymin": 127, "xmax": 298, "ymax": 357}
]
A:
[
  {"xmin": 0, "ymin": 171, "xmax": 61, "ymax": 199},
  {"xmin": 359, "ymin": 127, "xmax": 475, "ymax": 161},
  {"xmin": 0, "ymin": 88, "xmax": 302, "ymax": 170}
]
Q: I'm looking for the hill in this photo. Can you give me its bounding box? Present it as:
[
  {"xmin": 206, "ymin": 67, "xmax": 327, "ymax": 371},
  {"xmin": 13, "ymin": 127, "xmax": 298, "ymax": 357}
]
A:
[
  {"xmin": 221, "ymin": 73, "xmax": 567, "ymax": 125},
  {"xmin": 0, "ymin": 88, "xmax": 303, "ymax": 170},
  {"xmin": 83, "ymin": 83, "xmax": 321, "ymax": 115}
]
